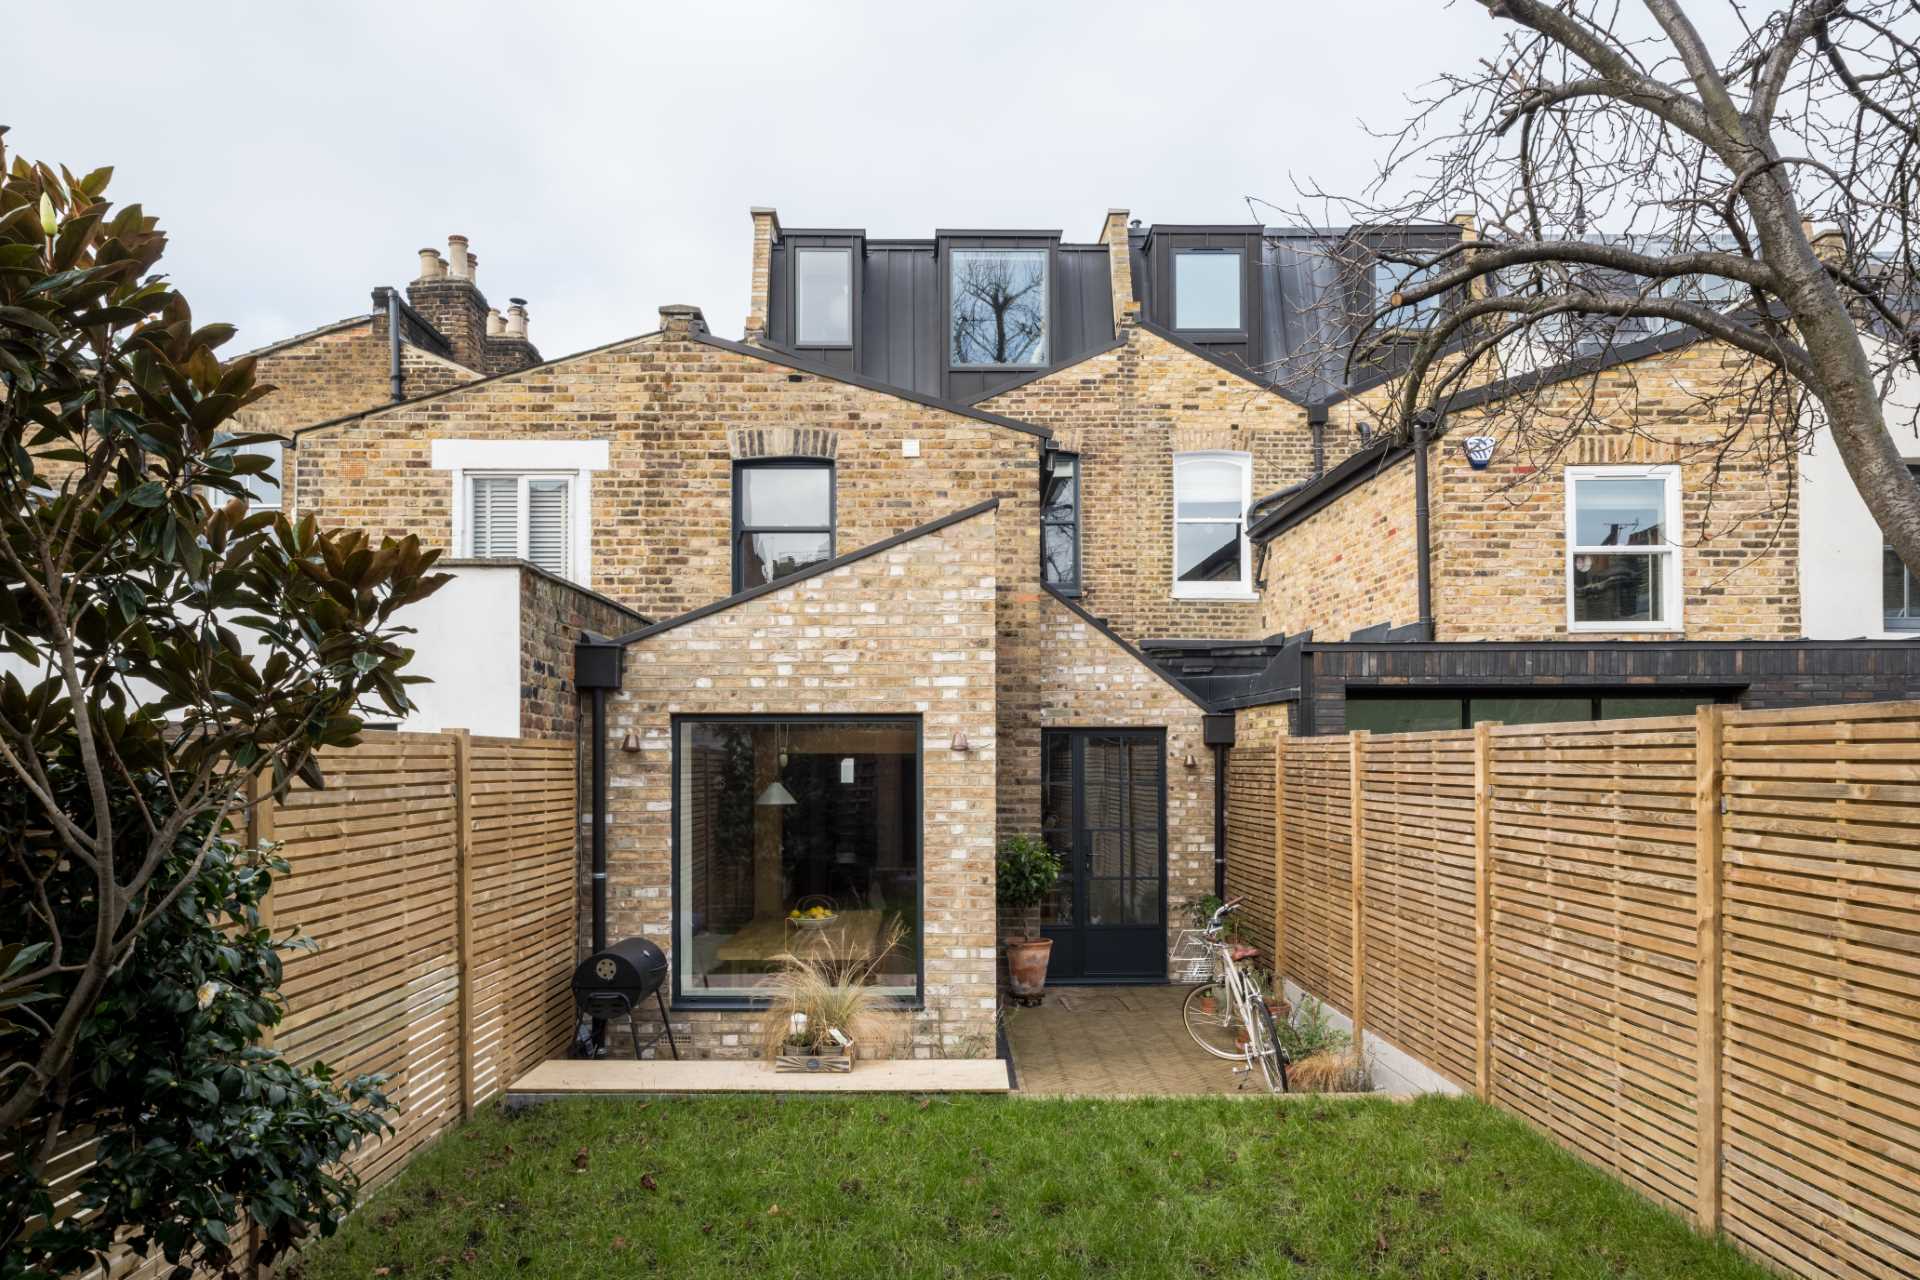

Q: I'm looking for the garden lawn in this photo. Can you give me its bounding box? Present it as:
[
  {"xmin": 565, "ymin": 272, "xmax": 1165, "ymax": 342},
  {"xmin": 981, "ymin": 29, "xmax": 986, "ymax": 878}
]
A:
[{"xmin": 290, "ymin": 1095, "xmax": 1770, "ymax": 1280}]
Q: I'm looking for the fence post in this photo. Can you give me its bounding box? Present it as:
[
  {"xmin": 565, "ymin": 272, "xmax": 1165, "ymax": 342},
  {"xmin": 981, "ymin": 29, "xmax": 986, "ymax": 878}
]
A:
[
  {"xmin": 1349, "ymin": 729, "xmax": 1367, "ymax": 1045},
  {"xmin": 1473, "ymin": 721, "xmax": 1497, "ymax": 1101},
  {"xmin": 1693, "ymin": 704, "xmax": 1726, "ymax": 1234},
  {"xmin": 247, "ymin": 772, "xmax": 278, "ymax": 1052},
  {"xmin": 451, "ymin": 728, "xmax": 477, "ymax": 1118},
  {"xmin": 1272, "ymin": 734, "xmax": 1287, "ymax": 984}
]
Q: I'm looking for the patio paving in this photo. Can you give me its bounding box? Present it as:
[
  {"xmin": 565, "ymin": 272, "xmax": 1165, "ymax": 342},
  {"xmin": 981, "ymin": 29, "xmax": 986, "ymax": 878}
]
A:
[{"xmin": 1004, "ymin": 984, "xmax": 1269, "ymax": 1096}]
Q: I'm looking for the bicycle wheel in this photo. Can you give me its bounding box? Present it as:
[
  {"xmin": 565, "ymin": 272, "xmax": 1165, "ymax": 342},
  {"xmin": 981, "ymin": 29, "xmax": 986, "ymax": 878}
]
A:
[
  {"xmin": 1248, "ymin": 996, "xmax": 1289, "ymax": 1092},
  {"xmin": 1182, "ymin": 982, "xmax": 1247, "ymax": 1060}
]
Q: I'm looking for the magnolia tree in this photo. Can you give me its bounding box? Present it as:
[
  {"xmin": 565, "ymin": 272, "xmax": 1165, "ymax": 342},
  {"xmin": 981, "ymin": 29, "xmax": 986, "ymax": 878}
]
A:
[
  {"xmin": 0, "ymin": 131, "xmax": 447, "ymax": 1276},
  {"xmin": 1267, "ymin": 0, "xmax": 1920, "ymax": 572}
]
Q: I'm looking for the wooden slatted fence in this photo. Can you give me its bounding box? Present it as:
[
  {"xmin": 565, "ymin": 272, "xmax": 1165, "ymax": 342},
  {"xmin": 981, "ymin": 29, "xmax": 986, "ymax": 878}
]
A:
[
  {"xmin": 1222, "ymin": 701, "xmax": 1920, "ymax": 1280},
  {"xmin": 1222, "ymin": 744, "xmax": 1276, "ymax": 961},
  {"xmin": 34, "ymin": 728, "xmax": 578, "ymax": 1278}
]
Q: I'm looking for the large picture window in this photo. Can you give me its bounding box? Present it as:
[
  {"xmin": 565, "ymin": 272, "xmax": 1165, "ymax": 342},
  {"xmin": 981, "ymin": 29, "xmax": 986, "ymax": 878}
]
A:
[
  {"xmin": 1041, "ymin": 450, "xmax": 1080, "ymax": 592},
  {"xmin": 1566, "ymin": 466, "xmax": 1682, "ymax": 631},
  {"xmin": 734, "ymin": 460, "xmax": 834, "ymax": 591},
  {"xmin": 674, "ymin": 717, "xmax": 920, "ymax": 1003},
  {"xmin": 1883, "ymin": 465, "xmax": 1920, "ymax": 631},
  {"xmin": 1172, "ymin": 452, "xmax": 1251, "ymax": 597},
  {"xmin": 949, "ymin": 248, "xmax": 1048, "ymax": 368}
]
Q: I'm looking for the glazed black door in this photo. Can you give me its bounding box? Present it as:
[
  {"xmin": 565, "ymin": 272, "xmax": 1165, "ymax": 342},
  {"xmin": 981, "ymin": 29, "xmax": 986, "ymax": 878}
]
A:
[{"xmin": 1039, "ymin": 730, "xmax": 1167, "ymax": 983}]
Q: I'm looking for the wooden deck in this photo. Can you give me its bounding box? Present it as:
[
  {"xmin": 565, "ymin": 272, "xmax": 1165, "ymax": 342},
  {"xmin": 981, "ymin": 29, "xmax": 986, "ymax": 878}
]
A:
[{"xmin": 505, "ymin": 1056, "xmax": 1011, "ymax": 1101}]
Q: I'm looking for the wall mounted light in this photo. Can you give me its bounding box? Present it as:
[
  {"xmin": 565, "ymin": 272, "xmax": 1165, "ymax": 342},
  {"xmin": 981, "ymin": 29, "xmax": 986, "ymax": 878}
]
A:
[
  {"xmin": 1183, "ymin": 753, "xmax": 1198, "ymax": 769},
  {"xmin": 621, "ymin": 730, "xmax": 641, "ymax": 752},
  {"xmin": 951, "ymin": 729, "xmax": 971, "ymax": 753}
]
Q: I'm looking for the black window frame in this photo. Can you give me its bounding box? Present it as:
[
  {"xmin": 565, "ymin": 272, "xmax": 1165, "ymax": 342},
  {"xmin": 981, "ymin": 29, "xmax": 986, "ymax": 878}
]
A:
[
  {"xmin": 1041, "ymin": 447, "xmax": 1082, "ymax": 596},
  {"xmin": 1884, "ymin": 464, "xmax": 1920, "ymax": 631},
  {"xmin": 1170, "ymin": 247, "xmax": 1248, "ymax": 340},
  {"xmin": 732, "ymin": 458, "xmax": 836, "ymax": 592},
  {"xmin": 791, "ymin": 245, "xmax": 855, "ymax": 350},
  {"xmin": 944, "ymin": 242, "xmax": 1054, "ymax": 372},
  {"xmin": 1341, "ymin": 687, "xmax": 1731, "ymax": 734},
  {"xmin": 667, "ymin": 712, "xmax": 925, "ymax": 1012}
]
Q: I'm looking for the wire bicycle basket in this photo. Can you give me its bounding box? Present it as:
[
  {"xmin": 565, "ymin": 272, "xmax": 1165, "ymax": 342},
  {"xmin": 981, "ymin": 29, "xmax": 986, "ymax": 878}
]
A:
[{"xmin": 1171, "ymin": 928, "xmax": 1218, "ymax": 983}]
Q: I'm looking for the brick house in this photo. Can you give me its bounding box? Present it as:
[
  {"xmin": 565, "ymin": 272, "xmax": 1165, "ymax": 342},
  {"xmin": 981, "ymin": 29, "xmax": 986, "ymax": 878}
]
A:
[{"xmin": 245, "ymin": 209, "xmax": 1918, "ymax": 1058}]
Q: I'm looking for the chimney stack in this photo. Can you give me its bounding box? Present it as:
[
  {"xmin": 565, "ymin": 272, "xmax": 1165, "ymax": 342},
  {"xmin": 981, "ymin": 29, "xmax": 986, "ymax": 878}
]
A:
[
  {"xmin": 660, "ymin": 303, "xmax": 707, "ymax": 336},
  {"xmin": 1809, "ymin": 224, "xmax": 1848, "ymax": 266},
  {"xmin": 417, "ymin": 247, "xmax": 447, "ymax": 281},
  {"xmin": 505, "ymin": 298, "xmax": 529, "ymax": 339},
  {"xmin": 486, "ymin": 308, "xmax": 506, "ymax": 337},
  {"xmin": 447, "ymin": 234, "xmax": 471, "ymax": 279}
]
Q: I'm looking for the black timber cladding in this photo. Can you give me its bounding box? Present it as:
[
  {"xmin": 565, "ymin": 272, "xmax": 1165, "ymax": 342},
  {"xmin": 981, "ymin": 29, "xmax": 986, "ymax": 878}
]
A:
[
  {"xmin": 766, "ymin": 229, "xmax": 1115, "ymax": 404},
  {"xmin": 1294, "ymin": 640, "xmax": 1920, "ymax": 735}
]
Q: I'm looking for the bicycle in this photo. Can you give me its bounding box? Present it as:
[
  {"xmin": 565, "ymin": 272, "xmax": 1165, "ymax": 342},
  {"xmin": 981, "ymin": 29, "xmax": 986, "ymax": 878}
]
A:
[{"xmin": 1173, "ymin": 898, "xmax": 1289, "ymax": 1091}]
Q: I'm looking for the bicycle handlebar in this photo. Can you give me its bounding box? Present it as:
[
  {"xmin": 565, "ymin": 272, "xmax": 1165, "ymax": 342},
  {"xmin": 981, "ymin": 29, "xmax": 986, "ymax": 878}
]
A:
[{"xmin": 1209, "ymin": 897, "xmax": 1243, "ymax": 927}]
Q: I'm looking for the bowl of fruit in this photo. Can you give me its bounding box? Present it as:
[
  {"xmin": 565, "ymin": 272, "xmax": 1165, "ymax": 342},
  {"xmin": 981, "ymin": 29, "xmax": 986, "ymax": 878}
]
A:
[{"xmin": 787, "ymin": 898, "xmax": 838, "ymax": 930}]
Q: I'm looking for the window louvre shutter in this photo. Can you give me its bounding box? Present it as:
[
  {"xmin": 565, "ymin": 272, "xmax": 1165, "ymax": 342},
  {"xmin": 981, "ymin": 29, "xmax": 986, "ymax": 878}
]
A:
[
  {"xmin": 526, "ymin": 478, "xmax": 571, "ymax": 577},
  {"xmin": 469, "ymin": 475, "xmax": 520, "ymax": 558}
]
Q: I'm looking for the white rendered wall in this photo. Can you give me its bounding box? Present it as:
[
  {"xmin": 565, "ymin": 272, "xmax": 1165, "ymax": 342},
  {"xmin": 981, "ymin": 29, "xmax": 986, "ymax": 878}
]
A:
[
  {"xmin": 1800, "ymin": 354, "xmax": 1920, "ymax": 639},
  {"xmin": 396, "ymin": 565, "xmax": 522, "ymax": 736},
  {"xmin": 0, "ymin": 566, "xmax": 523, "ymax": 737}
]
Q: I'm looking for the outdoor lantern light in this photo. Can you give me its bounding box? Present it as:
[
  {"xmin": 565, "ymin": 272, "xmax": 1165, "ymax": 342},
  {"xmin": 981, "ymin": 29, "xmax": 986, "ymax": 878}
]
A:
[
  {"xmin": 951, "ymin": 729, "xmax": 971, "ymax": 752},
  {"xmin": 621, "ymin": 730, "xmax": 641, "ymax": 752},
  {"xmin": 1463, "ymin": 436, "xmax": 1498, "ymax": 469},
  {"xmin": 1183, "ymin": 752, "xmax": 1198, "ymax": 769}
]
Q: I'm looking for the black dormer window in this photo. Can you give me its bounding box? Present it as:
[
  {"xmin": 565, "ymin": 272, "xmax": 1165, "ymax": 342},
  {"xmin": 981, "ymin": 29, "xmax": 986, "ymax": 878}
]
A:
[
  {"xmin": 1173, "ymin": 248, "xmax": 1243, "ymax": 332},
  {"xmin": 950, "ymin": 248, "xmax": 1048, "ymax": 367},
  {"xmin": 1370, "ymin": 257, "xmax": 1444, "ymax": 329},
  {"xmin": 794, "ymin": 247, "xmax": 852, "ymax": 347}
]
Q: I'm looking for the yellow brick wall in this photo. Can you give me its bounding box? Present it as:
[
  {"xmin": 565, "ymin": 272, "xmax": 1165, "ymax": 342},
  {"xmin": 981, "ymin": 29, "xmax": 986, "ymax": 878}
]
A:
[
  {"xmin": 1431, "ymin": 342, "xmax": 1800, "ymax": 641},
  {"xmin": 608, "ymin": 507, "xmax": 1000, "ymax": 1058},
  {"xmin": 1259, "ymin": 457, "xmax": 1422, "ymax": 643},
  {"xmin": 1256, "ymin": 341, "xmax": 1801, "ymax": 644},
  {"xmin": 980, "ymin": 323, "xmax": 1317, "ymax": 645}
]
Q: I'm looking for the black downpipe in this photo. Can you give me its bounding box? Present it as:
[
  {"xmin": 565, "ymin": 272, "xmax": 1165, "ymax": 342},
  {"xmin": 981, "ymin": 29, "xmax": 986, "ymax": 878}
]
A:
[
  {"xmin": 1308, "ymin": 403, "xmax": 1328, "ymax": 476},
  {"xmin": 1212, "ymin": 745, "xmax": 1229, "ymax": 899},
  {"xmin": 590, "ymin": 686, "xmax": 608, "ymax": 953},
  {"xmin": 1413, "ymin": 412, "xmax": 1434, "ymax": 636},
  {"xmin": 386, "ymin": 288, "xmax": 404, "ymax": 402},
  {"xmin": 589, "ymin": 685, "xmax": 609, "ymax": 1051}
]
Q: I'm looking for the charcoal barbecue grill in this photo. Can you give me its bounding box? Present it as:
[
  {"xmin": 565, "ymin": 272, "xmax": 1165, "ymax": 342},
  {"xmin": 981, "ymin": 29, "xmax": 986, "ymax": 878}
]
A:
[{"xmin": 570, "ymin": 936, "xmax": 679, "ymax": 1060}]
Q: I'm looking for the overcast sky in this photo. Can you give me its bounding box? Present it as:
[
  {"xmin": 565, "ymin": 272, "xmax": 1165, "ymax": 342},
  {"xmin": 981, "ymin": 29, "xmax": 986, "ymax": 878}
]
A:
[{"xmin": 7, "ymin": 1, "xmax": 1746, "ymax": 359}]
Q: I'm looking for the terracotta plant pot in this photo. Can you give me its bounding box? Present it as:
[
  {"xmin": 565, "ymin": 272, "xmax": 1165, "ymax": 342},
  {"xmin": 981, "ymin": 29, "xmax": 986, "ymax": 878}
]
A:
[{"xmin": 1006, "ymin": 937, "xmax": 1054, "ymax": 998}]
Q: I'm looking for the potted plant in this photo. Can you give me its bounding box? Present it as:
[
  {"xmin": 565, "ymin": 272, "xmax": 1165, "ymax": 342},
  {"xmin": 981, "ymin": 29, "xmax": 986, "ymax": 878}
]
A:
[
  {"xmin": 758, "ymin": 920, "xmax": 904, "ymax": 1071},
  {"xmin": 998, "ymin": 835, "xmax": 1063, "ymax": 1002}
]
